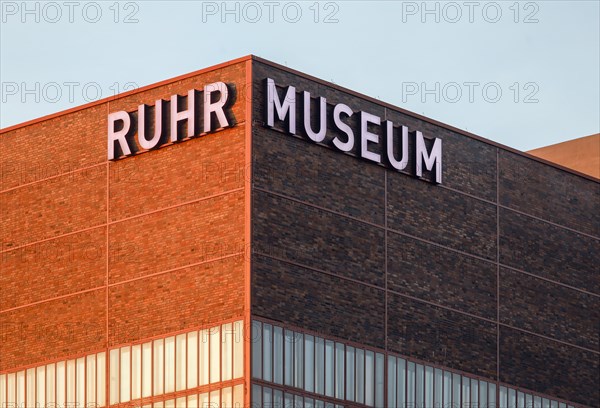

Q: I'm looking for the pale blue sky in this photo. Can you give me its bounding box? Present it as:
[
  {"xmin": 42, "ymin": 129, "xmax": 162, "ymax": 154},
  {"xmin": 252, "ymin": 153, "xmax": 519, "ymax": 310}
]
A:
[{"xmin": 1, "ymin": 0, "xmax": 599, "ymax": 150}]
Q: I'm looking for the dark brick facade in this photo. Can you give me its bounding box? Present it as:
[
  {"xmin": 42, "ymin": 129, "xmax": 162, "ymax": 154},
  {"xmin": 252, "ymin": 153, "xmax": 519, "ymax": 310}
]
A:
[{"xmin": 250, "ymin": 59, "xmax": 599, "ymax": 406}]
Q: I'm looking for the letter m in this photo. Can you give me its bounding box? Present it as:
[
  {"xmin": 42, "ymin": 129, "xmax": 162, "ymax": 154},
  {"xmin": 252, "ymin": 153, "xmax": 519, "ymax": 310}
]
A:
[
  {"xmin": 415, "ymin": 131, "xmax": 442, "ymax": 184},
  {"xmin": 265, "ymin": 78, "xmax": 296, "ymax": 134}
]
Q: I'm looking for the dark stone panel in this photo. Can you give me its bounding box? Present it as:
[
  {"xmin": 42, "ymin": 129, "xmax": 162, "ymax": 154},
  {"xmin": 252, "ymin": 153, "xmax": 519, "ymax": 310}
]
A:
[
  {"xmin": 500, "ymin": 326, "xmax": 599, "ymax": 406},
  {"xmin": 499, "ymin": 149, "xmax": 600, "ymax": 237},
  {"xmin": 500, "ymin": 268, "xmax": 599, "ymax": 351},
  {"xmin": 252, "ymin": 254, "xmax": 386, "ymax": 350},
  {"xmin": 500, "ymin": 208, "xmax": 600, "ymax": 294},
  {"xmin": 252, "ymin": 126, "xmax": 386, "ymax": 226},
  {"xmin": 252, "ymin": 190, "xmax": 385, "ymax": 287},
  {"xmin": 385, "ymin": 110, "xmax": 498, "ymax": 202},
  {"xmin": 388, "ymin": 232, "xmax": 497, "ymax": 320},
  {"xmin": 254, "ymin": 60, "xmax": 498, "ymax": 199},
  {"xmin": 387, "ymin": 170, "xmax": 497, "ymax": 260},
  {"xmin": 387, "ymin": 293, "xmax": 497, "ymax": 379}
]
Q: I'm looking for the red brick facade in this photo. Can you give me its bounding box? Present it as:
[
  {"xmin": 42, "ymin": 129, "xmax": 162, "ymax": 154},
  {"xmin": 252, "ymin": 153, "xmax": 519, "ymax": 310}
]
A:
[{"xmin": 0, "ymin": 57, "xmax": 252, "ymax": 381}]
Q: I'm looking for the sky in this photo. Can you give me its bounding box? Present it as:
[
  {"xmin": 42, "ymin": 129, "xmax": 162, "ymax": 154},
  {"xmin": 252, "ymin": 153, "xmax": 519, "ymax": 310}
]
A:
[{"xmin": 1, "ymin": 0, "xmax": 599, "ymax": 151}]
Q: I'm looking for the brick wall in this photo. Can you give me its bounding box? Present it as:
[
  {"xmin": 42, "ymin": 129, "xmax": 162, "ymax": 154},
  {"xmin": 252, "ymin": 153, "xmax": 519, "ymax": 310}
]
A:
[
  {"xmin": 0, "ymin": 59, "xmax": 250, "ymax": 374},
  {"xmin": 250, "ymin": 59, "xmax": 599, "ymax": 406}
]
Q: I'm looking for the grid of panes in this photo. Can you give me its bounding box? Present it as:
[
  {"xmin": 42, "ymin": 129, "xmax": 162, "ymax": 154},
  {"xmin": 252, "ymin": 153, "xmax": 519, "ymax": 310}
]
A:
[
  {"xmin": 252, "ymin": 383, "xmax": 345, "ymax": 408},
  {"xmin": 251, "ymin": 320, "xmax": 584, "ymax": 408},
  {"xmin": 0, "ymin": 320, "xmax": 243, "ymax": 408},
  {"xmin": 133, "ymin": 384, "xmax": 244, "ymax": 407},
  {"xmin": 0, "ymin": 352, "xmax": 106, "ymax": 408},
  {"xmin": 251, "ymin": 321, "xmax": 385, "ymax": 407},
  {"xmin": 109, "ymin": 320, "xmax": 244, "ymax": 404},
  {"xmin": 498, "ymin": 386, "xmax": 576, "ymax": 408}
]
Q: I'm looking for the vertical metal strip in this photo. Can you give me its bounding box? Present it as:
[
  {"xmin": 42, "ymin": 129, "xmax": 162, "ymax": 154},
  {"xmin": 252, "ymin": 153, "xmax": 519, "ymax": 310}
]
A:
[{"xmin": 496, "ymin": 148, "xmax": 501, "ymax": 408}]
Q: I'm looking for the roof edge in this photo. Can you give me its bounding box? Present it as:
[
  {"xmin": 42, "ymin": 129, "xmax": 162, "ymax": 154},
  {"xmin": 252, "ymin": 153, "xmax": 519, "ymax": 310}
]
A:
[
  {"xmin": 1, "ymin": 53, "xmax": 597, "ymax": 183},
  {"xmin": 0, "ymin": 54, "xmax": 254, "ymax": 135},
  {"xmin": 251, "ymin": 56, "xmax": 599, "ymax": 183}
]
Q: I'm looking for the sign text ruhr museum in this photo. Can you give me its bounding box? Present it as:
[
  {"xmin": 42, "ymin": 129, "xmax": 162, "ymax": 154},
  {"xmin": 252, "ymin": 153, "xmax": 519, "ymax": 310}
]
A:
[
  {"xmin": 106, "ymin": 77, "xmax": 442, "ymax": 184},
  {"xmin": 265, "ymin": 78, "xmax": 443, "ymax": 184}
]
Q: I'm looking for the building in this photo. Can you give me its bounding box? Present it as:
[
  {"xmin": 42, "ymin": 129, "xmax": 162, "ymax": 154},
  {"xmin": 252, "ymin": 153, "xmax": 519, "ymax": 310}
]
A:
[
  {"xmin": 527, "ymin": 134, "xmax": 600, "ymax": 179},
  {"xmin": 0, "ymin": 55, "xmax": 598, "ymax": 408}
]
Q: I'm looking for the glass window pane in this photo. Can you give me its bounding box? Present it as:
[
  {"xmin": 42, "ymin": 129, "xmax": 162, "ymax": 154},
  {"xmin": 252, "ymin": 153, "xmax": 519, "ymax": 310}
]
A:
[
  {"xmin": 153, "ymin": 339, "xmax": 164, "ymax": 396},
  {"xmin": 222, "ymin": 387, "xmax": 232, "ymax": 408},
  {"xmin": 210, "ymin": 389, "xmax": 220, "ymax": 407},
  {"xmin": 407, "ymin": 362, "xmax": 415, "ymax": 405},
  {"xmin": 221, "ymin": 323, "xmax": 233, "ymax": 381},
  {"xmin": 356, "ymin": 348, "xmax": 365, "ymax": 404},
  {"xmin": 0, "ymin": 374, "xmax": 5, "ymax": 408},
  {"xmin": 109, "ymin": 350, "xmax": 119, "ymax": 404},
  {"xmin": 188, "ymin": 394, "xmax": 198, "ymax": 408},
  {"xmin": 434, "ymin": 368, "xmax": 442, "ymax": 408},
  {"xmin": 462, "ymin": 376, "xmax": 470, "ymax": 408},
  {"xmin": 119, "ymin": 348, "xmax": 130, "ymax": 403},
  {"xmin": 452, "ymin": 373, "xmax": 460, "ymax": 407},
  {"xmin": 415, "ymin": 364, "xmax": 423, "ymax": 408},
  {"xmin": 187, "ymin": 332, "xmax": 198, "ymax": 389},
  {"xmin": 305, "ymin": 335, "xmax": 315, "ymax": 392},
  {"xmin": 251, "ymin": 321, "xmax": 262, "ymax": 379},
  {"xmin": 46, "ymin": 364, "xmax": 56, "ymax": 406},
  {"xmin": 96, "ymin": 353, "xmax": 106, "ymax": 407},
  {"xmin": 375, "ymin": 353, "xmax": 384, "ymax": 408},
  {"xmin": 176, "ymin": 334, "xmax": 187, "ymax": 390},
  {"xmin": 294, "ymin": 332, "xmax": 304, "ymax": 389},
  {"xmin": 500, "ymin": 386, "xmax": 508, "ymax": 408},
  {"xmin": 233, "ymin": 320, "xmax": 244, "ymax": 379},
  {"xmin": 471, "ymin": 379, "xmax": 479, "ymax": 407},
  {"xmin": 315, "ymin": 337, "xmax": 325, "ymax": 395},
  {"xmin": 7, "ymin": 373, "xmax": 16, "ymax": 407},
  {"xmin": 199, "ymin": 329, "xmax": 209, "ymax": 386},
  {"xmin": 274, "ymin": 326, "xmax": 284, "ymax": 385},
  {"xmin": 141, "ymin": 343, "xmax": 152, "ymax": 398},
  {"xmin": 132, "ymin": 345, "xmax": 141, "ymax": 400},
  {"xmin": 387, "ymin": 356, "xmax": 397, "ymax": 407},
  {"xmin": 76, "ymin": 358, "xmax": 84, "ymax": 406},
  {"xmin": 165, "ymin": 336, "xmax": 175, "ymax": 393},
  {"xmin": 526, "ymin": 394, "xmax": 533, "ymax": 408},
  {"xmin": 365, "ymin": 350, "xmax": 374, "ymax": 407},
  {"xmin": 425, "ymin": 366, "xmax": 434, "ymax": 408},
  {"xmin": 518, "ymin": 392, "xmax": 525, "ymax": 408},
  {"xmin": 16, "ymin": 371, "xmax": 24, "ymax": 408},
  {"xmin": 346, "ymin": 346, "xmax": 356, "ymax": 402},
  {"xmin": 509, "ymin": 388, "xmax": 517, "ymax": 408},
  {"xmin": 336, "ymin": 344, "xmax": 346, "ymax": 400},
  {"xmin": 284, "ymin": 392, "xmax": 293, "ymax": 408},
  {"xmin": 252, "ymin": 384, "xmax": 262, "ymax": 406},
  {"xmin": 234, "ymin": 384, "xmax": 244, "ymax": 408},
  {"xmin": 480, "ymin": 381, "xmax": 488, "ymax": 408},
  {"xmin": 26, "ymin": 368, "xmax": 35, "ymax": 408},
  {"xmin": 489, "ymin": 383, "xmax": 497, "ymax": 408},
  {"xmin": 199, "ymin": 392, "xmax": 209, "ymax": 407},
  {"xmin": 398, "ymin": 359, "xmax": 406, "ymax": 407},
  {"xmin": 284, "ymin": 329, "xmax": 294, "ymax": 387},
  {"xmin": 85, "ymin": 355, "xmax": 95, "ymax": 406},
  {"xmin": 273, "ymin": 389, "xmax": 283, "ymax": 408},
  {"xmin": 263, "ymin": 386, "xmax": 272, "ymax": 407},
  {"xmin": 325, "ymin": 340, "xmax": 334, "ymax": 398},
  {"xmin": 209, "ymin": 326, "xmax": 220, "ymax": 383},
  {"xmin": 66, "ymin": 359, "xmax": 75, "ymax": 404},
  {"xmin": 263, "ymin": 323, "xmax": 273, "ymax": 382},
  {"xmin": 36, "ymin": 366, "xmax": 46, "ymax": 408},
  {"xmin": 443, "ymin": 371, "xmax": 451, "ymax": 407}
]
